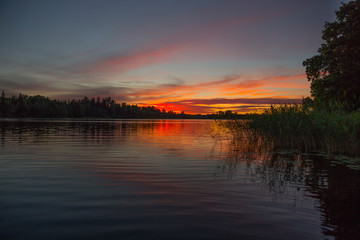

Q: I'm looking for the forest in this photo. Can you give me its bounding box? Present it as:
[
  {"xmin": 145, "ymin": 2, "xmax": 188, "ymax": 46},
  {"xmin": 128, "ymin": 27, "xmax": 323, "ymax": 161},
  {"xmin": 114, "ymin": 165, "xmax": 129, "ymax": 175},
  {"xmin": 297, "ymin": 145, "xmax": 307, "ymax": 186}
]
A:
[{"xmin": 0, "ymin": 91, "xmax": 241, "ymax": 119}]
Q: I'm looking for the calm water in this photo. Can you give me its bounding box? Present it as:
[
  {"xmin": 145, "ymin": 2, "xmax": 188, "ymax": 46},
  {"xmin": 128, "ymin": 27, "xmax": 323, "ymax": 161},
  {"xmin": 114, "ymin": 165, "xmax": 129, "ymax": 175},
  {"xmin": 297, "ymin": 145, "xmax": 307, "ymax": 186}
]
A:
[{"xmin": 0, "ymin": 119, "xmax": 359, "ymax": 240}]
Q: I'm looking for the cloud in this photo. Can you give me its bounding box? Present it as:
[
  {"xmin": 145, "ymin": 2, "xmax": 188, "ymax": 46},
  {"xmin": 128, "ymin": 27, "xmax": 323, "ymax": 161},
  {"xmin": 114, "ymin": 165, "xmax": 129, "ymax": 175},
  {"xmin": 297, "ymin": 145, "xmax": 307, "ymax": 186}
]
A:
[
  {"xmin": 75, "ymin": 10, "xmax": 276, "ymax": 76},
  {"xmin": 121, "ymin": 75, "xmax": 249, "ymax": 106},
  {"xmin": 221, "ymin": 74, "xmax": 307, "ymax": 89},
  {"xmin": 149, "ymin": 97, "xmax": 303, "ymax": 114},
  {"xmin": 169, "ymin": 98, "xmax": 302, "ymax": 105},
  {"xmin": 0, "ymin": 74, "xmax": 133, "ymax": 102},
  {"xmin": 125, "ymin": 72, "xmax": 308, "ymax": 104},
  {"xmin": 0, "ymin": 76, "xmax": 61, "ymax": 95},
  {"xmin": 51, "ymin": 86, "xmax": 131, "ymax": 102},
  {"xmin": 0, "ymin": 0, "xmax": 317, "ymax": 115},
  {"xmin": 1, "ymin": 69, "xmax": 308, "ymax": 114},
  {"xmin": 83, "ymin": 43, "xmax": 188, "ymax": 74}
]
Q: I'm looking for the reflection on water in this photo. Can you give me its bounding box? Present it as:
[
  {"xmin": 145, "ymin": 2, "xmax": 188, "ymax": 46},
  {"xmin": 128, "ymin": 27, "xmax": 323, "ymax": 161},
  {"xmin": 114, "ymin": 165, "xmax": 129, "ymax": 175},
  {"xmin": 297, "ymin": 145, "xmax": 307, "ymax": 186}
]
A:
[
  {"xmin": 0, "ymin": 119, "xmax": 359, "ymax": 240},
  {"xmin": 216, "ymin": 128, "xmax": 360, "ymax": 240}
]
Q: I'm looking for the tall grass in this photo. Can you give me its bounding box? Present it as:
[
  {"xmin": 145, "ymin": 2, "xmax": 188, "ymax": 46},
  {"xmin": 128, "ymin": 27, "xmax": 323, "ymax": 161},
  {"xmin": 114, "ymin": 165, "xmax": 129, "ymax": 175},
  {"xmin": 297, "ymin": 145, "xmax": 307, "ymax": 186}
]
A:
[{"xmin": 220, "ymin": 104, "xmax": 360, "ymax": 157}]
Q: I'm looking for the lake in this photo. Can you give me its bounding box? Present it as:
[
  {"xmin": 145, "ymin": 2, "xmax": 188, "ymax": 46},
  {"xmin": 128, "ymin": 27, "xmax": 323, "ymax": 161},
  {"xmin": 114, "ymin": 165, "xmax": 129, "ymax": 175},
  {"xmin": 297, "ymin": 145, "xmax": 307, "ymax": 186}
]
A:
[{"xmin": 0, "ymin": 119, "xmax": 359, "ymax": 240}]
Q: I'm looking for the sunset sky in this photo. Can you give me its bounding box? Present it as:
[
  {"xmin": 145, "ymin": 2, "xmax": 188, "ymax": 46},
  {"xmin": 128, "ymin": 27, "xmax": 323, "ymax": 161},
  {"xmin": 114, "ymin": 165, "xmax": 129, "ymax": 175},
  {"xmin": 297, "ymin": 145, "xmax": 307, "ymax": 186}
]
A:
[{"xmin": 0, "ymin": 0, "xmax": 344, "ymax": 114}]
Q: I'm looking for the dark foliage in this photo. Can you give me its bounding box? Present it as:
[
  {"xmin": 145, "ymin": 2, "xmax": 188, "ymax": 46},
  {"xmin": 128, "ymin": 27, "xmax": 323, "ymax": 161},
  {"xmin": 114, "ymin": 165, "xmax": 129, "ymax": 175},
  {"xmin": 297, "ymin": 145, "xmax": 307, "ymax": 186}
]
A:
[
  {"xmin": 0, "ymin": 92, "xmax": 186, "ymax": 118},
  {"xmin": 303, "ymin": 0, "xmax": 360, "ymax": 111},
  {"xmin": 0, "ymin": 91, "xmax": 244, "ymax": 119}
]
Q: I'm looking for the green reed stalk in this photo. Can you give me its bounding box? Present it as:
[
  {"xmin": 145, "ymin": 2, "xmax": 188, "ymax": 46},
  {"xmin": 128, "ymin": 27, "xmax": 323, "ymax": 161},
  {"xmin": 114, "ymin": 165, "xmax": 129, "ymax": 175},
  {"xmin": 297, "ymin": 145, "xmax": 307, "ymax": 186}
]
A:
[{"xmin": 221, "ymin": 103, "xmax": 360, "ymax": 157}]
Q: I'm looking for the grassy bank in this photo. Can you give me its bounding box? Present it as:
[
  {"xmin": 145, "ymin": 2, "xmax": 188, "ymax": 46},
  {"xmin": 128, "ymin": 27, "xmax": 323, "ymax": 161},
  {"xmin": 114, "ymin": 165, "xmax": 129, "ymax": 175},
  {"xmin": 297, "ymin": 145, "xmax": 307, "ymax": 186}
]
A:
[{"xmin": 220, "ymin": 104, "xmax": 360, "ymax": 157}]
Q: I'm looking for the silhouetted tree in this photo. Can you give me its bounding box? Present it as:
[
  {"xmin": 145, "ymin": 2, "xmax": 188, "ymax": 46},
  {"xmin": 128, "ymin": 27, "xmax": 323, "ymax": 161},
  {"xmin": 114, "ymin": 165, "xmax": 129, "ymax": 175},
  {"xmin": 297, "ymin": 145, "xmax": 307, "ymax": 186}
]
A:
[
  {"xmin": 0, "ymin": 90, "xmax": 6, "ymax": 117},
  {"xmin": 0, "ymin": 92, "xmax": 247, "ymax": 119},
  {"xmin": 303, "ymin": 0, "xmax": 360, "ymax": 110}
]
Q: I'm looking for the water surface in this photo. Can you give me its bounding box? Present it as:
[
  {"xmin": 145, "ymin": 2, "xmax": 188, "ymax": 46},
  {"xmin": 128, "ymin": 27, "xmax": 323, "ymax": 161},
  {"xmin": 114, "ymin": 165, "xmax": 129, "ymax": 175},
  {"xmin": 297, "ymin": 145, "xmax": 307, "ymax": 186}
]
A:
[{"xmin": 0, "ymin": 119, "xmax": 359, "ymax": 239}]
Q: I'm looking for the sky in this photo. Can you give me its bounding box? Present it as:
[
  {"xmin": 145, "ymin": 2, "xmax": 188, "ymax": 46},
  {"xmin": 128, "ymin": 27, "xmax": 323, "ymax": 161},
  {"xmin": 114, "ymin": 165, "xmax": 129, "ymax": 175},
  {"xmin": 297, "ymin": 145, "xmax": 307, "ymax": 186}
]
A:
[{"xmin": 0, "ymin": 0, "xmax": 345, "ymax": 114}]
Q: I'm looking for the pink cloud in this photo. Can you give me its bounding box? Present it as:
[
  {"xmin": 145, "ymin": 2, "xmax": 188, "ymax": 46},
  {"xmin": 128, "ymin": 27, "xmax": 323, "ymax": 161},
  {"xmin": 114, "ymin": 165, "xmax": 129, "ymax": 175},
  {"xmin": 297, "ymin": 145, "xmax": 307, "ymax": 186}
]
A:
[
  {"xmin": 79, "ymin": 10, "xmax": 276, "ymax": 76},
  {"xmin": 84, "ymin": 43, "xmax": 188, "ymax": 74}
]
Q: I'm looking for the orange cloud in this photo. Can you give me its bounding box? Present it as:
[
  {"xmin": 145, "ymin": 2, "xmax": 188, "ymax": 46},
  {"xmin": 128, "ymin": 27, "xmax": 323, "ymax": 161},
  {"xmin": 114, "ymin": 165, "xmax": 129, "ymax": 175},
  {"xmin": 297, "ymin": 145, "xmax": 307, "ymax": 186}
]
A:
[
  {"xmin": 127, "ymin": 73, "xmax": 308, "ymax": 103},
  {"xmin": 128, "ymin": 72, "xmax": 309, "ymax": 114},
  {"xmin": 140, "ymin": 97, "xmax": 303, "ymax": 114},
  {"xmin": 129, "ymin": 75, "xmax": 242, "ymax": 100}
]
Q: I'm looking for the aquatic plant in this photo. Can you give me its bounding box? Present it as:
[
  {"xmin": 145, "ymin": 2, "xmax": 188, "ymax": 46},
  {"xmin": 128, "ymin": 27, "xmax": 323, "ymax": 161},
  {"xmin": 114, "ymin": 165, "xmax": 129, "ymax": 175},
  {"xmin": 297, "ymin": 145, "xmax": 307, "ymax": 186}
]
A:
[{"xmin": 219, "ymin": 104, "xmax": 360, "ymax": 157}]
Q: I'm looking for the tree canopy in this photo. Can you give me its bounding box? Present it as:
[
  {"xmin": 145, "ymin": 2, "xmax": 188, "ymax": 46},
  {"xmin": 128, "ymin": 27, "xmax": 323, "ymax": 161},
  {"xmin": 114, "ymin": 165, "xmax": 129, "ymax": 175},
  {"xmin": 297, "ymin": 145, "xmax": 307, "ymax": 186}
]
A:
[
  {"xmin": 0, "ymin": 93, "xmax": 185, "ymax": 119},
  {"xmin": 303, "ymin": 0, "xmax": 360, "ymax": 110},
  {"xmin": 0, "ymin": 91, "xmax": 244, "ymax": 119}
]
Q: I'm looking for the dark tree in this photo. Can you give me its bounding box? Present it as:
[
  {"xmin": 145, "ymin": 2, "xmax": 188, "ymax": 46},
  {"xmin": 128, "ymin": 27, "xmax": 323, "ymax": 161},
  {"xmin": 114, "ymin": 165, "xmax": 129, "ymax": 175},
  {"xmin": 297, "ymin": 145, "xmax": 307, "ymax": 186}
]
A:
[
  {"xmin": 0, "ymin": 92, "xmax": 246, "ymax": 119},
  {"xmin": 0, "ymin": 90, "xmax": 6, "ymax": 117},
  {"xmin": 302, "ymin": 0, "xmax": 360, "ymax": 110}
]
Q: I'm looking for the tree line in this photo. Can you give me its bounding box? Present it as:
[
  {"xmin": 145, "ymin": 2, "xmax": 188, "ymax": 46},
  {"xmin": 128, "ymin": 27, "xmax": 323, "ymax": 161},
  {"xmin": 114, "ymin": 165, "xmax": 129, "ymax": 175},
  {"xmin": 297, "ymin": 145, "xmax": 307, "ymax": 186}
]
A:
[
  {"xmin": 0, "ymin": 91, "xmax": 243, "ymax": 119},
  {"xmin": 0, "ymin": 91, "xmax": 186, "ymax": 118}
]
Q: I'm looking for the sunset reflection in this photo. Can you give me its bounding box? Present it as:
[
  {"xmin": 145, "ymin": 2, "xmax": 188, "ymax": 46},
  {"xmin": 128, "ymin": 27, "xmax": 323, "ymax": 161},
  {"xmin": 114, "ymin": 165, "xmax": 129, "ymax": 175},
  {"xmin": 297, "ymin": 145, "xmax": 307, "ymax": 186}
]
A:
[{"xmin": 1, "ymin": 119, "xmax": 359, "ymax": 239}]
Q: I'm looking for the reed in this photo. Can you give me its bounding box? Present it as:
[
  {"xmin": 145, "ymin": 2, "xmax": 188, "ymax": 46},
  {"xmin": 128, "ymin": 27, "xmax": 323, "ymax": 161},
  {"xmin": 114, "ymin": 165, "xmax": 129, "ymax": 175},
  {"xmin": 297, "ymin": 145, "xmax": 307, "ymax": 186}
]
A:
[{"xmin": 219, "ymin": 104, "xmax": 360, "ymax": 157}]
